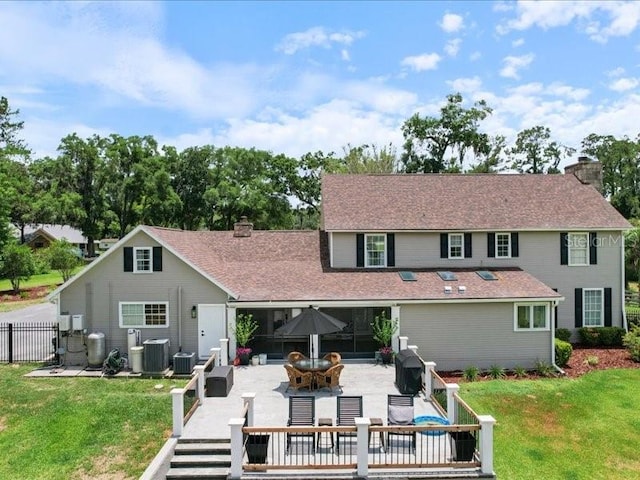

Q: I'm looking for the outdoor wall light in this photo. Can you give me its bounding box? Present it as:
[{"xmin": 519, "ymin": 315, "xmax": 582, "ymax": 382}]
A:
[{"xmin": 191, "ymin": 306, "xmax": 197, "ymax": 318}]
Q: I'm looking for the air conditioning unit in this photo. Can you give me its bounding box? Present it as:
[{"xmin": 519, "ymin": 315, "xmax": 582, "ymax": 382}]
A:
[
  {"xmin": 58, "ymin": 315, "xmax": 71, "ymax": 331},
  {"xmin": 173, "ymin": 352, "xmax": 196, "ymax": 375},
  {"xmin": 143, "ymin": 338, "xmax": 170, "ymax": 373},
  {"xmin": 72, "ymin": 314, "xmax": 84, "ymax": 331}
]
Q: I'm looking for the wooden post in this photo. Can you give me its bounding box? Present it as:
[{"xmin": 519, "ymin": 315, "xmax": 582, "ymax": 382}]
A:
[
  {"xmin": 242, "ymin": 393, "xmax": 256, "ymax": 427},
  {"xmin": 229, "ymin": 418, "xmax": 245, "ymax": 479},
  {"xmin": 423, "ymin": 361, "xmax": 436, "ymax": 397},
  {"xmin": 446, "ymin": 383, "xmax": 460, "ymax": 424},
  {"xmin": 219, "ymin": 339, "xmax": 229, "ymax": 366},
  {"xmin": 478, "ymin": 415, "xmax": 496, "ymax": 475},
  {"xmin": 193, "ymin": 365, "xmax": 205, "ymax": 403},
  {"xmin": 171, "ymin": 388, "xmax": 184, "ymax": 437},
  {"xmin": 355, "ymin": 417, "xmax": 370, "ymax": 478}
]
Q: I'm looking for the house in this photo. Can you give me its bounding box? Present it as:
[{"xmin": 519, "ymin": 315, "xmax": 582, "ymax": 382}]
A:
[
  {"xmin": 48, "ymin": 164, "xmax": 630, "ymax": 370},
  {"xmin": 21, "ymin": 224, "xmax": 90, "ymax": 256}
]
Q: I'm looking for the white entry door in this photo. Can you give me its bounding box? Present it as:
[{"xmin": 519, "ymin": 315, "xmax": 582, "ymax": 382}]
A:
[{"xmin": 197, "ymin": 304, "xmax": 226, "ymax": 359}]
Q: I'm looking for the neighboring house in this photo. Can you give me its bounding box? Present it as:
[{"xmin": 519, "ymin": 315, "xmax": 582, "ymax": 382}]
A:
[
  {"xmin": 98, "ymin": 238, "xmax": 118, "ymax": 253},
  {"xmin": 22, "ymin": 224, "xmax": 90, "ymax": 256},
  {"xmin": 49, "ymin": 162, "xmax": 630, "ymax": 370}
]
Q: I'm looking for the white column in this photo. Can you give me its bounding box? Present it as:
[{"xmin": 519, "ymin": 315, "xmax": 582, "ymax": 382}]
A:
[
  {"xmin": 423, "ymin": 361, "xmax": 436, "ymax": 397},
  {"xmin": 229, "ymin": 418, "xmax": 245, "ymax": 479},
  {"xmin": 210, "ymin": 347, "xmax": 221, "ymax": 367},
  {"xmin": 310, "ymin": 333, "xmax": 319, "ymax": 358},
  {"xmin": 171, "ymin": 388, "xmax": 185, "ymax": 437},
  {"xmin": 445, "ymin": 383, "xmax": 460, "ymax": 424},
  {"xmin": 193, "ymin": 365, "xmax": 205, "ymax": 403},
  {"xmin": 219, "ymin": 339, "xmax": 229, "ymax": 366},
  {"xmin": 391, "ymin": 305, "xmax": 401, "ymax": 352},
  {"xmin": 355, "ymin": 417, "xmax": 370, "ymax": 478},
  {"xmin": 408, "ymin": 345, "xmax": 418, "ymax": 355},
  {"xmin": 478, "ymin": 415, "xmax": 496, "ymax": 475},
  {"xmin": 227, "ymin": 307, "xmax": 237, "ymax": 360},
  {"xmin": 398, "ymin": 336, "xmax": 408, "ymax": 351},
  {"xmin": 242, "ymin": 393, "xmax": 256, "ymax": 427}
]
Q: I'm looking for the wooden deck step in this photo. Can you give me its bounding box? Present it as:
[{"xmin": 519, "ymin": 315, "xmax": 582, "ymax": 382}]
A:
[{"xmin": 174, "ymin": 442, "xmax": 231, "ymax": 455}]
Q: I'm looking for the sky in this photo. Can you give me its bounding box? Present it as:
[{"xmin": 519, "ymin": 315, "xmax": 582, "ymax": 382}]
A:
[{"xmin": 2, "ymin": 0, "xmax": 640, "ymax": 168}]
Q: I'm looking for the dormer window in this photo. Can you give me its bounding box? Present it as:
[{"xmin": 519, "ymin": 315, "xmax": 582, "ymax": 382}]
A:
[
  {"xmin": 365, "ymin": 234, "xmax": 386, "ymax": 267},
  {"xmin": 134, "ymin": 247, "xmax": 152, "ymax": 273},
  {"xmin": 448, "ymin": 233, "xmax": 463, "ymax": 259},
  {"xmin": 124, "ymin": 246, "xmax": 163, "ymax": 273}
]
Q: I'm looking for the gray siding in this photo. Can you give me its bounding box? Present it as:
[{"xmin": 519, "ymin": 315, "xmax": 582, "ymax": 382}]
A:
[
  {"xmin": 331, "ymin": 231, "xmax": 624, "ymax": 334},
  {"xmin": 59, "ymin": 230, "xmax": 229, "ymax": 365},
  {"xmin": 399, "ymin": 303, "xmax": 552, "ymax": 371}
]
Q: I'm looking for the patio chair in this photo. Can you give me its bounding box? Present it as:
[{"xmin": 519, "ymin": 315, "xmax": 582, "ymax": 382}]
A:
[
  {"xmin": 335, "ymin": 395, "xmax": 363, "ymax": 454},
  {"xmin": 315, "ymin": 363, "xmax": 344, "ymax": 394},
  {"xmin": 284, "ymin": 363, "xmax": 314, "ymax": 393},
  {"xmin": 323, "ymin": 351, "xmax": 342, "ymax": 365},
  {"xmin": 287, "ymin": 351, "xmax": 307, "ymax": 363},
  {"xmin": 286, "ymin": 395, "xmax": 316, "ymax": 453},
  {"xmin": 387, "ymin": 394, "xmax": 416, "ymax": 453}
]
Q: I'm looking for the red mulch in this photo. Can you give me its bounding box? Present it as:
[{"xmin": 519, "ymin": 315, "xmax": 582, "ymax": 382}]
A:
[
  {"xmin": 0, "ymin": 286, "xmax": 51, "ymax": 302},
  {"xmin": 438, "ymin": 346, "xmax": 640, "ymax": 383}
]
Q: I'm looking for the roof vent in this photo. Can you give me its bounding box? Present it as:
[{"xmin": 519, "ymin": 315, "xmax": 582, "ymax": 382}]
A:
[
  {"xmin": 458, "ymin": 285, "xmax": 467, "ymax": 293},
  {"xmin": 233, "ymin": 216, "xmax": 253, "ymax": 237},
  {"xmin": 444, "ymin": 286, "xmax": 452, "ymax": 294}
]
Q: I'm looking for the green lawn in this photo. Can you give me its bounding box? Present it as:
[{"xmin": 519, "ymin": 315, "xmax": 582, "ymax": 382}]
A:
[
  {"xmin": 0, "ymin": 364, "xmax": 184, "ymax": 479},
  {"xmin": 461, "ymin": 369, "xmax": 640, "ymax": 479},
  {"xmin": 0, "ymin": 268, "xmax": 83, "ymax": 292}
]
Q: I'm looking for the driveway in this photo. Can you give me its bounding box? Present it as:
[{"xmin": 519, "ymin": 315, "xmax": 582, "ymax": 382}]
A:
[{"xmin": 0, "ymin": 302, "xmax": 56, "ymax": 323}]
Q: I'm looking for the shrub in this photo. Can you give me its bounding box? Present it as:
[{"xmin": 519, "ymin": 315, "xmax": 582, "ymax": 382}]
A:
[
  {"xmin": 585, "ymin": 355, "xmax": 599, "ymax": 366},
  {"xmin": 623, "ymin": 325, "xmax": 640, "ymax": 362},
  {"xmin": 463, "ymin": 365, "xmax": 480, "ymax": 382},
  {"xmin": 578, "ymin": 327, "xmax": 625, "ymax": 346},
  {"xmin": 32, "ymin": 250, "xmax": 51, "ymax": 275},
  {"xmin": 555, "ymin": 328, "xmax": 572, "ymax": 342},
  {"xmin": 487, "ymin": 364, "xmax": 505, "ymax": 379},
  {"xmin": 513, "ymin": 365, "xmax": 527, "ymax": 378},
  {"xmin": 535, "ymin": 360, "xmax": 554, "ymax": 377},
  {"xmin": 554, "ymin": 338, "xmax": 573, "ymax": 367}
]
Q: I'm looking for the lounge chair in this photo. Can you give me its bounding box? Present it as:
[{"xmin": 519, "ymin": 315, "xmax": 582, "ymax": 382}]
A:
[
  {"xmin": 315, "ymin": 363, "xmax": 344, "ymax": 394},
  {"xmin": 323, "ymin": 351, "xmax": 342, "ymax": 365},
  {"xmin": 335, "ymin": 395, "xmax": 363, "ymax": 454},
  {"xmin": 387, "ymin": 394, "xmax": 416, "ymax": 452},
  {"xmin": 284, "ymin": 364, "xmax": 313, "ymax": 392},
  {"xmin": 286, "ymin": 396, "xmax": 316, "ymax": 453}
]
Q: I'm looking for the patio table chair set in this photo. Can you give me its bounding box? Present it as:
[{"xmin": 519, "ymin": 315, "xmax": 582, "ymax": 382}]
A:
[
  {"xmin": 284, "ymin": 351, "xmax": 343, "ymax": 394},
  {"xmin": 285, "ymin": 394, "xmax": 416, "ymax": 455}
]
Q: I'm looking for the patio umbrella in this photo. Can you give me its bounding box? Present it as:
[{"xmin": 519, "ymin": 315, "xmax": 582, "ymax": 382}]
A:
[{"xmin": 274, "ymin": 307, "xmax": 347, "ymax": 358}]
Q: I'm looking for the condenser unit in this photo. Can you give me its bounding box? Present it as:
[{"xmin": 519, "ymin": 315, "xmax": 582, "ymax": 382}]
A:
[
  {"xmin": 173, "ymin": 352, "xmax": 196, "ymax": 375},
  {"xmin": 143, "ymin": 338, "xmax": 170, "ymax": 373}
]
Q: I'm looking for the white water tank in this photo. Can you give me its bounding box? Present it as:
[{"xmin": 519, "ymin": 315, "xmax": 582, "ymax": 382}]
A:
[
  {"xmin": 87, "ymin": 332, "xmax": 106, "ymax": 368},
  {"xmin": 127, "ymin": 329, "xmax": 141, "ymax": 359},
  {"xmin": 130, "ymin": 346, "xmax": 143, "ymax": 373}
]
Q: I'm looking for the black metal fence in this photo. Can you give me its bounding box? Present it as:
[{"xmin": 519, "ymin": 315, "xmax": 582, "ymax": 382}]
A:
[{"xmin": 0, "ymin": 322, "xmax": 59, "ymax": 364}]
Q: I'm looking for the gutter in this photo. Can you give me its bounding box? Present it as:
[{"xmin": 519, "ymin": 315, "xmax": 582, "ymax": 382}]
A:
[
  {"xmin": 551, "ymin": 299, "xmax": 566, "ymax": 376},
  {"xmin": 622, "ymin": 234, "xmax": 628, "ymax": 331}
]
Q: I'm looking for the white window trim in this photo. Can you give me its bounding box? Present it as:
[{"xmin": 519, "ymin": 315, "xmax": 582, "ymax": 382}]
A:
[
  {"xmin": 119, "ymin": 301, "xmax": 169, "ymax": 328},
  {"xmin": 495, "ymin": 233, "xmax": 511, "ymax": 259},
  {"xmin": 568, "ymin": 232, "xmax": 589, "ymax": 267},
  {"xmin": 364, "ymin": 233, "xmax": 386, "ymax": 268},
  {"xmin": 133, "ymin": 247, "xmax": 153, "ymax": 273},
  {"xmin": 448, "ymin": 233, "xmax": 464, "ymax": 259},
  {"xmin": 583, "ymin": 288, "xmax": 604, "ymax": 327},
  {"xmin": 514, "ymin": 303, "xmax": 550, "ymax": 331}
]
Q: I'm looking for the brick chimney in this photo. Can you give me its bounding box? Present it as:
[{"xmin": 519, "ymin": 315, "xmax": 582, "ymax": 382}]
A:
[
  {"xmin": 233, "ymin": 216, "xmax": 253, "ymax": 237},
  {"xmin": 564, "ymin": 156, "xmax": 603, "ymax": 194}
]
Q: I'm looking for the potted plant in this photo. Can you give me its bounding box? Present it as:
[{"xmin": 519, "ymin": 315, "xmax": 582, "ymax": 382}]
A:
[
  {"xmin": 233, "ymin": 313, "xmax": 259, "ymax": 365},
  {"xmin": 371, "ymin": 311, "xmax": 398, "ymax": 364}
]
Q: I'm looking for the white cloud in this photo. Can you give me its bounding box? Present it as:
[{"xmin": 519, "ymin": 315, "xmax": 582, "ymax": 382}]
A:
[
  {"xmin": 447, "ymin": 76, "xmax": 483, "ymax": 93},
  {"xmin": 497, "ymin": 1, "xmax": 640, "ymax": 43},
  {"xmin": 609, "ymin": 77, "xmax": 639, "ymax": 91},
  {"xmin": 440, "ymin": 13, "xmax": 464, "ymax": 33},
  {"xmin": 445, "ymin": 38, "xmax": 462, "ymax": 57},
  {"xmin": 469, "ymin": 51, "xmax": 482, "ymax": 61},
  {"xmin": 607, "ymin": 67, "xmax": 626, "ymax": 77},
  {"xmin": 341, "ymin": 49, "xmax": 350, "ymax": 61},
  {"xmin": 546, "ymin": 83, "xmax": 590, "ymax": 101},
  {"xmin": 401, "ymin": 53, "xmax": 442, "ymax": 72},
  {"xmin": 500, "ymin": 53, "xmax": 534, "ymax": 79},
  {"xmin": 275, "ymin": 27, "xmax": 365, "ymax": 55},
  {"xmin": 512, "ymin": 38, "xmax": 525, "ymax": 47}
]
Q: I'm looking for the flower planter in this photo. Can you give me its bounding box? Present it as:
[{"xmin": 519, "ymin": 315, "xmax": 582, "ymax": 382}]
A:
[
  {"xmin": 450, "ymin": 431, "xmax": 475, "ymax": 461},
  {"xmin": 237, "ymin": 353, "xmax": 251, "ymax": 365},
  {"xmin": 246, "ymin": 434, "xmax": 270, "ymax": 464}
]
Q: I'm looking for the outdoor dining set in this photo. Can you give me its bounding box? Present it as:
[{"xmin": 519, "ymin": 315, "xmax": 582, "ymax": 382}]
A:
[{"xmin": 284, "ymin": 351, "xmax": 343, "ymax": 393}]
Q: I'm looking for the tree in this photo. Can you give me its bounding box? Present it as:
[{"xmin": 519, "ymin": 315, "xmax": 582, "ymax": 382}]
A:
[
  {"xmin": 172, "ymin": 146, "xmax": 214, "ymax": 230},
  {"xmin": 581, "ymin": 134, "xmax": 640, "ymax": 218},
  {"xmin": 508, "ymin": 126, "xmax": 574, "ymax": 174},
  {"xmin": 46, "ymin": 239, "xmax": 81, "ymax": 282},
  {"xmin": 137, "ymin": 146, "xmax": 181, "ymax": 227},
  {"xmin": 341, "ymin": 143, "xmax": 398, "ymax": 173},
  {"xmin": 0, "ymin": 241, "xmax": 35, "ymax": 294},
  {"xmin": 625, "ymin": 224, "xmax": 640, "ymax": 298},
  {"xmin": 401, "ymin": 93, "xmax": 493, "ymax": 173},
  {"xmin": 0, "ymin": 96, "xmax": 30, "ymax": 159},
  {"xmin": 467, "ymin": 135, "xmax": 506, "ymax": 173}
]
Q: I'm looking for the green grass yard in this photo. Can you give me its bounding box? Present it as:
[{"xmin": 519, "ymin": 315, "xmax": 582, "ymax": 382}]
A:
[{"xmin": 461, "ymin": 369, "xmax": 640, "ymax": 479}]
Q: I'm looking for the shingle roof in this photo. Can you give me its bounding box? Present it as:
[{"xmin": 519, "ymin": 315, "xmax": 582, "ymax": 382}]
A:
[
  {"xmin": 148, "ymin": 227, "xmax": 560, "ymax": 303},
  {"xmin": 321, "ymin": 174, "xmax": 631, "ymax": 231},
  {"xmin": 22, "ymin": 224, "xmax": 89, "ymax": 244}
]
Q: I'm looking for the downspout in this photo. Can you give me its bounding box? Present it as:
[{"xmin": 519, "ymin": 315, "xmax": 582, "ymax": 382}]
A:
[
  {"xmin": 178, "ymin": 286, "xmax": 182, "ymax": 352},
  {"xmin": 621, "ymin": 234, "xmax": 628, "ymax": 331},
  {"xmin": 551, "ymin": 300, "xmax": 565, "ymax": 375}
]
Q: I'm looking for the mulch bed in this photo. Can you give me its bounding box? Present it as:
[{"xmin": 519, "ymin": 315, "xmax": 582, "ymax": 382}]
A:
[
  {"xmin": 0, "ymin": 286, "xmax": 51, "ymax": 302},
  {"xmin": 438, "ymin": 346, "xmax": 640, "ymax": 383}
]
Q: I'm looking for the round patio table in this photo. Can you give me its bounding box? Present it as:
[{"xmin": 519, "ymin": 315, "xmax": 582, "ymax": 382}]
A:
[{"xmin": 293, "ymin": 358, "xmax": 332, "ymax": 372}]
